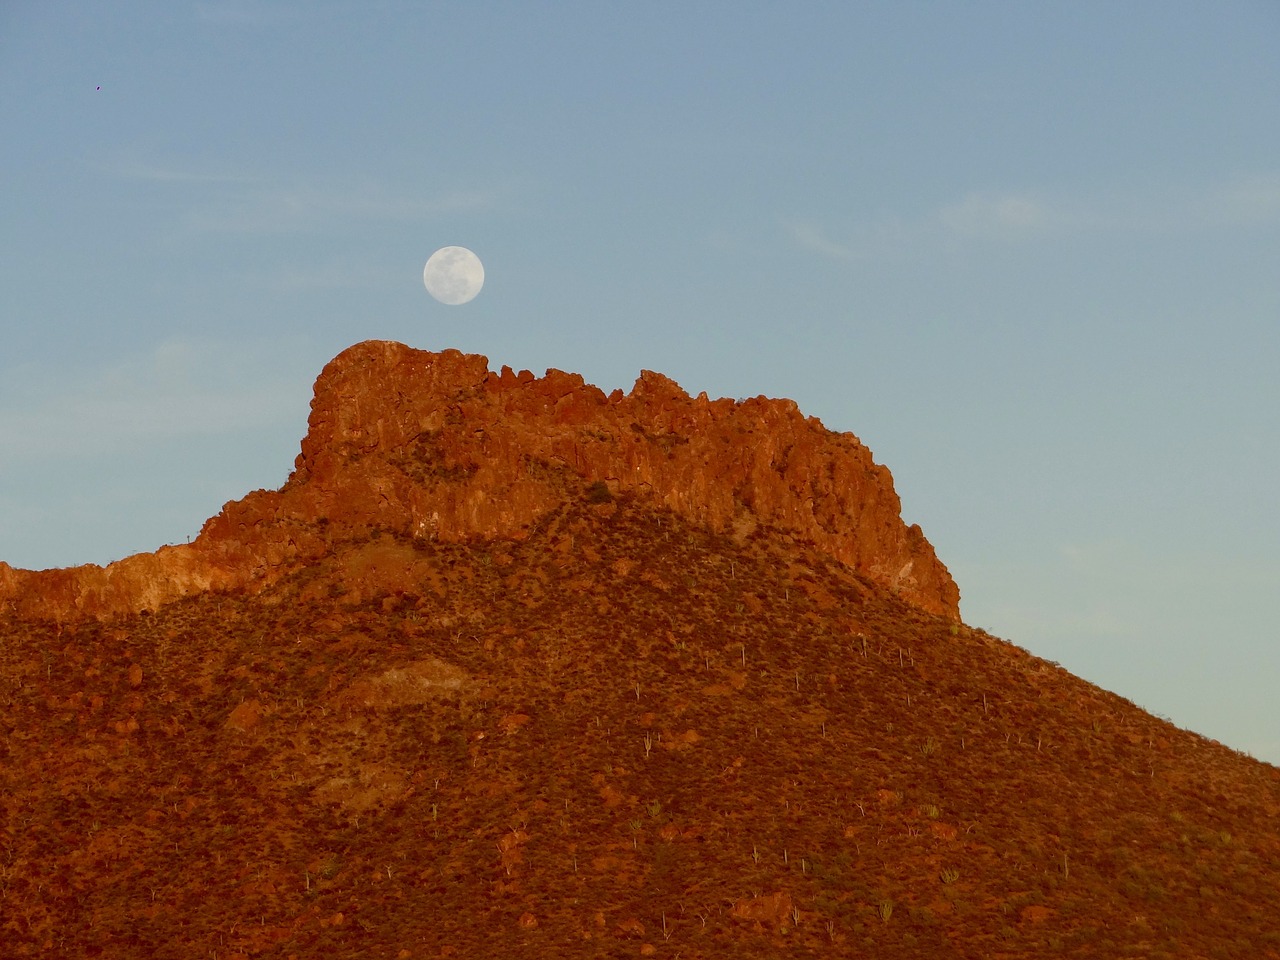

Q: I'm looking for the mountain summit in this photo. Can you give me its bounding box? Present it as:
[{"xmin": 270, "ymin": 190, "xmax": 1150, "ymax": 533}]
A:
[{"xmin": 0, "ymin": 340, "xmax": 957, "ymax": 621}]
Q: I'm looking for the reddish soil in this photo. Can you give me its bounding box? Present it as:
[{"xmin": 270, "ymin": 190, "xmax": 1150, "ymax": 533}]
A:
[
  {"xmin": 2, "ymin": 344, "xmax": 1278, "ymax": 958},
  {"xmin": 5, "ymin": 494, "xmax": 1279, "ymax": 957}
]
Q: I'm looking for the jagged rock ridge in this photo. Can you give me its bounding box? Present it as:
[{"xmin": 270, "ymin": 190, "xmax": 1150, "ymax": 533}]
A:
[{"xmin": 0, "ymin": 340, "xmax": 959, "ymax": 620}]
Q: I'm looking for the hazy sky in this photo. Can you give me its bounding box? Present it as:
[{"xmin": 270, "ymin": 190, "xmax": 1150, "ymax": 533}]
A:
[{"xmin": 3, "ymin": 3, "xmax": 1278, "ymax": 762}]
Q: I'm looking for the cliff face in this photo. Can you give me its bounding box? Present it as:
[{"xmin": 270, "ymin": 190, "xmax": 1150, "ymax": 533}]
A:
[{"xmin": 0, "ymin": 340, "xmax": 959, "ymax": 620}]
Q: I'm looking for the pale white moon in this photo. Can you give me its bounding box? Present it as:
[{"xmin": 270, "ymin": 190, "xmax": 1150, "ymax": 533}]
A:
[{"xmin": 423, "ymin": 246, "xmax": 484, "ymax": 305}]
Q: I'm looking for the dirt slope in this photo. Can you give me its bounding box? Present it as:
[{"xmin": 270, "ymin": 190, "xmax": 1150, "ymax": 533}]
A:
[
  {"xmin": 2, "ymin": 492, "xmax": 1277, "ymax": 958},
  {"xmin": 1, "ymin": 342, "xmax": 1275, "ymax": 958}
]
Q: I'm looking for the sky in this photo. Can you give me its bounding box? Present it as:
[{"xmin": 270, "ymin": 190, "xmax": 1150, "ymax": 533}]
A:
[{"xmin": 3, "ymin": 2, "xmax": 1279, "ymax": 762}]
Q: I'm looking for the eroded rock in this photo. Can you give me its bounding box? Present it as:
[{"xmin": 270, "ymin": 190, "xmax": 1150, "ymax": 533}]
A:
[{"xmin": 0, "ymin": 340, "xmax": 959, "ymax": 620}]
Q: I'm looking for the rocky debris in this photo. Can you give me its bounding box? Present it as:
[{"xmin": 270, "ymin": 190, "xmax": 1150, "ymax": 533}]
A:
[
  {"xmin": 333, "ymin": 657, "xmax": 472, "ymax": 710},
  {"xmin": 0, "ymin": 340, "xmax": 959, "ymax": 620},
  {"xmin": 730, "ymin": 891, "xmax": 796, "ymax": 931}
]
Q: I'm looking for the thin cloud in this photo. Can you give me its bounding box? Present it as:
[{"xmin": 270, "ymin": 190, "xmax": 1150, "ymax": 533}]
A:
[
  {"xmin": 790, "ymin": 172, "xmax": 1280, "ymax": 267},
  {"xmin": 266, "ymin": 259, "xmax": 404, "ymax": 292},
  {"xmin": 0, "ymin": 340, "xmax": 307, "ymax": 467},
  {"xmin": 93, "ymin": 150, "xmax": 508, "ymax": 233},
  {"xmin": 935, "ymin": 174, "xmax": 1280, "ymax": 238},
  {"xmin": 101, "ymin": 158, "xmax": 255, "ymax": 185},
  {"xmin": 193, "ymin": 1, "xmax": 296, "ymax": 27},
  {"xmin": 938, "ymin": 191, "xmax": 1052, "ymax": 238},
  {"xmin": 1197, "ymin": 173, "xmax": 1280, "ymax": 226},
  {"xmin": 787, "ymin": 193, "xmax": 1057, "ymax": 264},
  {"xmin": 185, "ymin": 181, "xmax": 505, "ymax": 234},
  {"xmin": 785, "ymin": 221, "xmax": 861, "ymax": 261},
  {"xmin": 92, "ymin": 147, "xmax": 255, "ymax": 185}
]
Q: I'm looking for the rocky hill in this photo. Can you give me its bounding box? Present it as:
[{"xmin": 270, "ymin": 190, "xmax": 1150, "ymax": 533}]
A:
[
  {"xmin": 0, "ymin": 340, "xmax": 957, "ymax": 622},
  {"xmin": 1, "ymin": 342, "xmax": 1277, "ymax": 959}
]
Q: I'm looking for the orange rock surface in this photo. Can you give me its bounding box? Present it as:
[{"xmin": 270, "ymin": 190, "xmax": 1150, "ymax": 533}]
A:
[{"xmin": 0, "ymin": 340, "xmax": 958, "ymax": 621}]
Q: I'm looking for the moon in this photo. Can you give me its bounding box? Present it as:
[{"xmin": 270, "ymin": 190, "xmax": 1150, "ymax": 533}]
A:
[{"xmin": 423, "ymin": 246, "xmax": 484, "ymax": 305}]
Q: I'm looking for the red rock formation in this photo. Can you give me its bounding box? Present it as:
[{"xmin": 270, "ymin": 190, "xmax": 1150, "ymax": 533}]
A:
[{"xmin": 0, "ymin": 340, "xmax": 960, "ymax": 620}]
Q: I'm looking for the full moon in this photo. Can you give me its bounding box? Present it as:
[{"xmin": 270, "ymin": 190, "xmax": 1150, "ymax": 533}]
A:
[{"xmin": 423, "ymin": 246, "xmax": 484, "ymax": 305}]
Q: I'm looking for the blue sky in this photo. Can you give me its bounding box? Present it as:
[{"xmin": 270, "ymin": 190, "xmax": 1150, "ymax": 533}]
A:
[{"xmin": 3, "ymin": 2, "xmax": 1279, "ymax": 761}]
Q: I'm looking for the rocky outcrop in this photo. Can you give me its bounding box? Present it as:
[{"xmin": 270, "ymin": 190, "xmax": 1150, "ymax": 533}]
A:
[{"xmin": 0, "ymin": 340, "xmax": 960, "ymax": 620}]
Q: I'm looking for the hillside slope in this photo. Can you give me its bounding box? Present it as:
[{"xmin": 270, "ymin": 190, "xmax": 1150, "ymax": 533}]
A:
[{"xmin": 1, "ymin": 343, "xmax": 1276, "ymax": 959}]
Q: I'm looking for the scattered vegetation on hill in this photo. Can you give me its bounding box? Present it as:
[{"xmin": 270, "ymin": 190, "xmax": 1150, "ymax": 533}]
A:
[{"xmin": 2, "ymin": 492, "xmax": 1278, "ymax": 958}]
